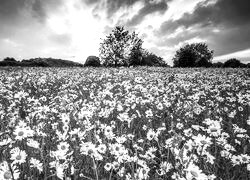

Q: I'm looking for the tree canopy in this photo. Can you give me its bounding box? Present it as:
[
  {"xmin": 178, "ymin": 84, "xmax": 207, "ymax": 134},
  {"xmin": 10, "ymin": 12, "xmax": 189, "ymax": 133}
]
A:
[
  {"xmin": 3, "ymin": 57, "xmax": 17, "ymax": 62},
  {"xmin": 99, "ymin": 26, "xmax": 168, "ymax": 67},
  {"xmin": 223, "ymin": 58, "xmax": 244, "ymax": 68},
  {"xmin": 173, "ymin": 43, "xmax": 213, "ymax": 67},
  {"xmin": 99, "ymin": 26, "xmax": 143, "ymax": 67}
]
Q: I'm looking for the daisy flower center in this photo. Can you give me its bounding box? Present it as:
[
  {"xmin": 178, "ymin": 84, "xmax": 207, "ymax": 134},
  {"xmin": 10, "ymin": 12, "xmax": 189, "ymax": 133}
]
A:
[
  {"xmin": 200, "ymin": 140, "xmax": 207, "ymax": 145},
  {"xmin": 210, "ymin": 127, "xmax": 217, "ymax": 132},
  {"xmin": 3, "ymin": 171, "xmax": 12, "ymax": 179},
  {"xmin": 88, "ymin": 149, "xmax": 94, "ymax": 155},
  {"xmin": 61, "ymin": 145, "xmax": 66, "ymax": 150},
  {"xmin": 18, "ymin": 131, "xmax": 24, "ymax": 137},
  {"xmin": 16, "ymin": 154, "xmax": 22, "ymax": 160},
  {"xmin": 242, "ymin": 157, "xmax": 247, "ymax": 162},
  {"xmin": 190, "ymin": 170, "xmax": 198, "ymax": 177}
]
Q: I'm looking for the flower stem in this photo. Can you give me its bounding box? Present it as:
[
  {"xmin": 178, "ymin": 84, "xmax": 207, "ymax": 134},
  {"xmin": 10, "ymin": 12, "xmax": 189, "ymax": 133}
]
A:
[{"xmin": 92, "ymin": 157, "xmax": 99, "ymax": 180}]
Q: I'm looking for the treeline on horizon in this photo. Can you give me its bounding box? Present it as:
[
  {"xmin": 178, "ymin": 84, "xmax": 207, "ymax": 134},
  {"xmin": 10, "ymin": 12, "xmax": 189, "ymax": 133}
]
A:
[{"xmin": 0, "ymin": 26, "xmax": 249, "ymax": 68}]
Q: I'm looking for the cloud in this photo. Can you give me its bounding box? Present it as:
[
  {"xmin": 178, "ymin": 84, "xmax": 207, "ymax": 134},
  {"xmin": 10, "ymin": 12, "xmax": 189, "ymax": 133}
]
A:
[
  {"xmin": 214, "ymin": 48, "xmax": 250, "ymax": 63},
  {"xmin": 156, "ymin": 0, "xmax": 250, "ymax": 57},
  {"xmin": 81, "ymin": 0, "xmax": 99, "ymax": 6},
  {"xmin": 102, "ymin": 0, "xmax": 139, "ymax": 17},
  {"xmin": 84, "ymin": 0, "xmax": 140, "ymax": 19},
  {"xmin": 159, "ymin": 0, "xmax": 250, "ymax": 33},
  {"xmin": 0, "ymin": 0, "xmax": 26, "ymax": 23},
  {"xmin": 126, "ymin": 0, "xmax": 169, "ymax": 26},
  {"xmin": 82, "ymin": 0, "xmax": 171, "ymax": 27},
  {"xmin": 30, "ymin": 0, "xmax": 65, "ymax": 23},
  {"xmin": 49, "ymin": 33, "xmax": 72, "ymax": 45},
  {"xmin": 0, "ymin": 0, "xmax": 64, "ymax": 24}
]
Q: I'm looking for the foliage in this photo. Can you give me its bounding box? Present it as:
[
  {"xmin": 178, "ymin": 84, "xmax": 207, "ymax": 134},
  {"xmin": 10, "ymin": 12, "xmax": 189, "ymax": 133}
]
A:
[
  {"xmin": 84, "ymin": 56, "xmax": 101, "ymax": 67},
  {"xmin": 0, "ymin": 67, "xmax": 250, "ymax": 180},
  {"xmin": 99, "ymin": 26, "xmax": 143, "ymax": 67},
  {"xmin": 141, "ymin": 50, "xmax": 169, "ymax": 67},
  {"xmin": 223, "ymin": 58, "xmax": 245, "ymax": 68},
  {"xmin": 129, "ymin": 49, "xmax": 167, "ymax": 66},
  {"xmin": 173, "ymin": 43, "xmax": 213, "ymax": 67},
  {"xmin": 212, "ymin": 62, "xmax": 224, "ymax": 68},
  {"xmin": 0, "ymin": 58, "xmax": 84, "ymax": 67},
  {"xmin": 3, "ymin": 57, "xmax": 17, "ymax": 62},
  {"xmin": 0, "ymin": 57, "xmax": 19, "ymax": 66}
]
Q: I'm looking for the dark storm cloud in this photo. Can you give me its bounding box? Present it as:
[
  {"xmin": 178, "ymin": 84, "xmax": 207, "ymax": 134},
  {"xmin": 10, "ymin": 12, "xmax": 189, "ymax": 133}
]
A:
[
  {"xmin": 126, "ymin": 0, "xmax": 169, "ymax": 26},
  {"xmin": 159, "ymin": 0, "xmax": 250, "ymax": 34},
  {"xmin": 84, "ymin": 0, "xmax": 171, "ymax": 26},
  {"xmin": 83, "ymin": 0, "xmax": 139, "ymax": 17},
  {"xmin": 157, "ymin": 0, "xmax": 250, "ymax": 56},
  {"xmin": 0, "ymin": 0, "xmax": 26, "ymax": 22},
  {"xmin": 0, "ymin": 0, "xmax": 63, "ymax": 23},
  {"xmin": 30, "ymin": 0, "xmax": 64, "ymax": 22},
  {"xmin": 103, "ymin": 0, "xmax": 138, "ymax": 17}
]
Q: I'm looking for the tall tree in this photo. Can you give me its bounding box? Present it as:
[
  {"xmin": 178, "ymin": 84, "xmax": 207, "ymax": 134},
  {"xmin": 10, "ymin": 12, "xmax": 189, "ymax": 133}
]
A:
[
  {"xmin": 223, "ymin": 58, "xmax": 245, "ymax": 68},
  {"xmin": 99, "ymin": 26, "xmax": 143, "ymax": 67},
  {"xmin": 173, "ymin": 43, "xmax": 213, "ymax": 67}
]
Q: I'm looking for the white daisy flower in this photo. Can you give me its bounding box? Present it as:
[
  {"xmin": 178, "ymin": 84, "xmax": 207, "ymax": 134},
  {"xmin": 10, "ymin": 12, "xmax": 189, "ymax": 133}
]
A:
[
  {"xmin": 146, "ymin": 129, "xmax": 156, "ymax": 141},
  {"xmin": 10, "ymin": 147, "xmax": 27, "ymax": 165},
  {"xmin": 13, "ymin": 125, "xmax": 34, "ymax": 141},
  {"xmin": 145, "ymin": 109, "xmax": 153, "ymax": 118},
  {"xmin": 104, "ymin": 126, "xmax": 114, "ymax": 139},
  {"xmin": 185, "ymin": 162, "xmax": 207, "ymax": 180},
  {"xmin": 80, "ymin": 142, "xmax": 96, "ymax": 155},
  {"xmin": 160, "ymin": 161, "xmax": 173, "ymax": 174},
  {"xmin": 30, "ymin": 158, "xmax": 43, "ymax": 172},
  {"xmin": 0, "ymin": 161, "xmax": 20, "ymax": 180},
  {"xmin": 207, "ymin": 122, "xmax": 221, "ymax": 137},
  {"xmin": 97, "ymin": 144, "xmax": 107, "ymax": 154},
  {"xmin": 110, "ymin": 143, "xmax": 127, "ymax": 157},
  {"xmin": 176, "ymin": 123, "xmax": 184, "ymax": 130},
  {"xmin": 57, "ymin": 141, "xmax": 70, "ymax": 153},
  {"xmin": 136, "ymin": 167, "xmax": 150, "ymax": 180},
  {"xmin": 27, "ymin": 138, "xmax": 40, "ymax": 149},
  {"xmin": 156, "ymin": 103, "xmax": 164, "ymax": 110},
  {"xmin": 104, "ymin": 163, "xmax": 112, "ymax": 171},
  {"xmin": 56, "ymin": 164, "xmax": 65, "ymax": 180},
  {"xmin": 192, "ymin": 134, "xmax": 212, "ymax": 147},
  {"xmin": 0, "ymin": 138, "xmax": 12, "ymax": 146},
  {"xmin": 61, "ymin": 113, "xmax": 70, "ymax": 124}
]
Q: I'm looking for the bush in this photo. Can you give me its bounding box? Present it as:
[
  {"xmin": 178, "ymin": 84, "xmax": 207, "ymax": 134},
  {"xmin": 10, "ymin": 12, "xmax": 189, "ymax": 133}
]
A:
[{"xmin": 84, "ymin": 56, "xmax": 101, "ymax": 67}]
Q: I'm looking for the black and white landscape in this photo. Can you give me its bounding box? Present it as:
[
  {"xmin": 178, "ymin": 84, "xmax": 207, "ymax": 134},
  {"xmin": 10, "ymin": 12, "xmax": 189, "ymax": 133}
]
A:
[{"xmin": 0, "ymin": 1, "xmax": 250, "ymax": 180}]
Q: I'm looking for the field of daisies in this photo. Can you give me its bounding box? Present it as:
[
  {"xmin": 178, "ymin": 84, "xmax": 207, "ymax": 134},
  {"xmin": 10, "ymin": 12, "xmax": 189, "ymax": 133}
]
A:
[{"xmin": 0, "ymin": 67, "xmax": 249, "ymax": 180}]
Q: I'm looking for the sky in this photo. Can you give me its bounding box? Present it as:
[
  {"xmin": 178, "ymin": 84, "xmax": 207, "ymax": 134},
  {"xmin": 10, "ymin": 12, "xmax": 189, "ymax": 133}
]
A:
[{"xmin": 0, "ymin": 0, "xmax": 250, "ymax": 65}]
